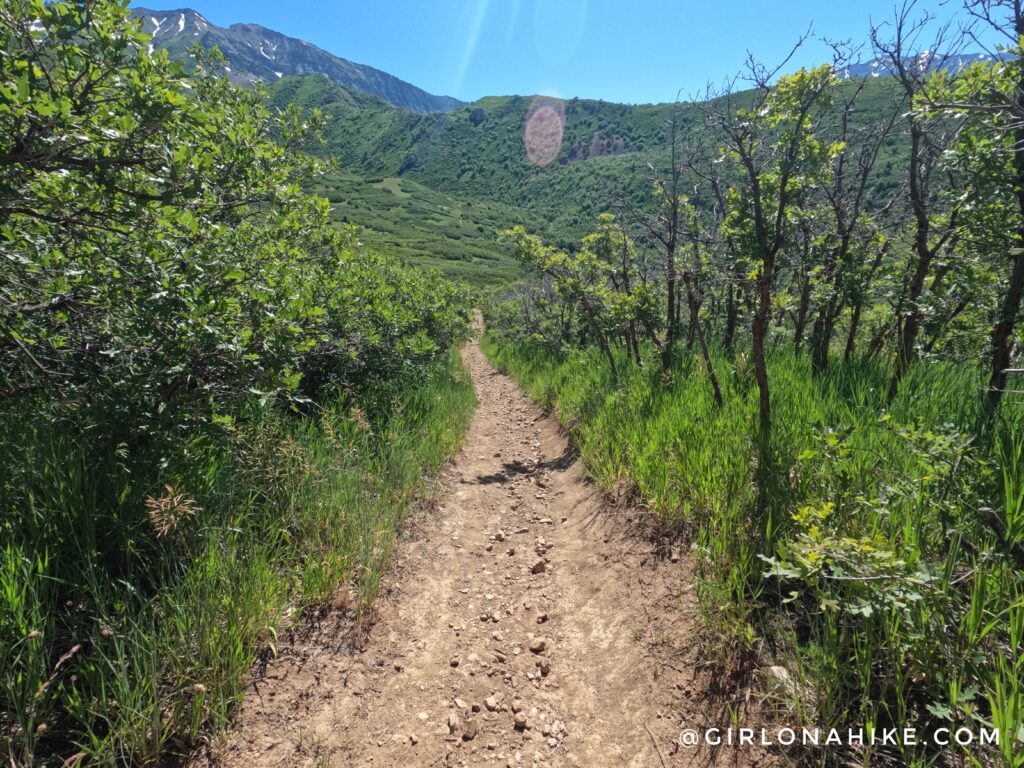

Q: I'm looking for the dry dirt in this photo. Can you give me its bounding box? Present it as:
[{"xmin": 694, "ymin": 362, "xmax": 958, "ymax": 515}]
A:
[{"xmin": 192, "ymin": 339, "xmax": 782, "ymax": 768}]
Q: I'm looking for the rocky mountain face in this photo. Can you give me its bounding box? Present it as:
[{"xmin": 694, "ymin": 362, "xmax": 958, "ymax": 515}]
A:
[
  {"xmin": 839, "ymin": 51, "xmax": 1012, "ymax": 79},
  {"xmin": 132, "ymin": 7, "xmax": 463, "ymax": 114}
]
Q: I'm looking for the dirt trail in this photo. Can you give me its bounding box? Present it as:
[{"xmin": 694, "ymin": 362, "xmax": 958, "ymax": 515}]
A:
[{"xmin": 199, "ymin": 340, "xmax": 778, "ymax": 768}]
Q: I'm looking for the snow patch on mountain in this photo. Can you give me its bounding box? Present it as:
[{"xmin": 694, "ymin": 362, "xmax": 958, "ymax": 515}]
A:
[{"xmin": 132, "ymin": 6, "xmax": 463, "ymax": 113}]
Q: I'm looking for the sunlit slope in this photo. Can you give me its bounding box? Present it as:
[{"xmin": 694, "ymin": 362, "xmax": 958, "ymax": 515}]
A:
[
  {"xmin": 317, "ymin": 172, "xmax": 533, "ymax": 286},
  {"xmin": 273, "ymin": 74, "xmax": 906, "ymax": 244}
]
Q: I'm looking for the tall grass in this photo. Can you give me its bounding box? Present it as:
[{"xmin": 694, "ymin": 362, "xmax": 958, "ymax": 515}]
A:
[
  {"xmin": 483, "ymin": 334, "xmax": 1024, "ymax": 766},
  {"xmin": 0, "ymin": 348, "xmax": 475, "ymax": 766}
]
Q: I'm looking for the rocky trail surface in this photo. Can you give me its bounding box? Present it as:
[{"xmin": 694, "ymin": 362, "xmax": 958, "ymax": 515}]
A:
[{"xmin": 196, "ymin": 339, "xmax": 778, "ymax": 768}]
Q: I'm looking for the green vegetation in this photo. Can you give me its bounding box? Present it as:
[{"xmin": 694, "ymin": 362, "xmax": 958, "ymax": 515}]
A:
[
  {"xmin": 484, "ymin": 338, "xmax": 1023, "ymax": 766},
  {"xmin": 271, "ymin": 73, "xmax": 910, "ymax": 250},
  {"xmin": 0, "ymin": 1, "xmax": 473, "ymax": 763},
  {"xmin": 4, "ymin": 0, "xmax": 1024, "ymax": 764},
  {"xmin": 484, "ymin": 16, "xmax": 1024, "ymax": 763},
  {"xmin": 267, "ymin": 74, "xmax": 687, "ymax": 241},
  {"xmin": 316, "ymin": 172, "xmax": 528, "ymax": 286},
  {"xmin": 1, "ymin": 349, "xmax": 473, "ymax": 765}
]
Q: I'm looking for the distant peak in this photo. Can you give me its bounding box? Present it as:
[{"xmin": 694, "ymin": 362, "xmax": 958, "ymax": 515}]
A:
[
  {"xmin": 131, "ymin": 5, "xmax": 464, "ymax": 113},
  {"xmin": 133, "ymin": 7, "xmax": 212, "ymax": 37}
]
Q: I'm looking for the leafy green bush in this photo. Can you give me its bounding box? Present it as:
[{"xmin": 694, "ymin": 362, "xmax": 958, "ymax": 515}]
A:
[
  {"xmin": 484, "ymin": 336, "xmax": 1024, "ymax": 766},
  {"xmin": 0, "ymin": 2, "xmax": 475, "ymax": 763},
  {"xmin": 0, "ymin": 348, "xmax": 474, "ymax": 765}
]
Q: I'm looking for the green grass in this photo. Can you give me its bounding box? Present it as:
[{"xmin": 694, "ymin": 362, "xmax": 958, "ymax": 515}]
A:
[
  {"xmin": 373, "ymin": 177, "xmax": 410, "ymax": 197},
  {"xmin": 271, "ymin": 74, "xmax": 910, "ymax": 251},
  {"xmin": 0, "ymin": 348, "xmax": 475, "ymax": 766},
  {"xmin": 316, "ymin": 171, "xmax": 531, "ymax": 287},
  {"xmin": 483, "ymin": 335, "xmax": 1024, "ymax": 766}
]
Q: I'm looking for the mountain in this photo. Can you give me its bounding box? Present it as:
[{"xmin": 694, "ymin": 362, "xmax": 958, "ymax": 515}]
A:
[
  {"xmin": 131, "ymin": 7, "xmax": 464, "ymax": 114},
  {"xmin": 267, "ymin": 75, "xmax": 677, "ymax": 243},
  {"xmin": 267, "ymin": 73, "xmax": 919, "ymax": 249},
  {"xmin": 839, "ymin": 51, "xmax": 1012, "ymax": 79}
]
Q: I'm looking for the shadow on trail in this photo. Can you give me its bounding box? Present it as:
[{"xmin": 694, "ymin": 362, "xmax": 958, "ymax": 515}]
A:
[{"xmin": 472, "ymin": 442, "xmax": 578, "ymax": 485}]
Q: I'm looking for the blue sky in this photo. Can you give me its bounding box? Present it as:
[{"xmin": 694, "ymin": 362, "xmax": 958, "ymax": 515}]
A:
[{"xmin": 130, "ymin": 1, "xmax": 979, "ymax": 104}]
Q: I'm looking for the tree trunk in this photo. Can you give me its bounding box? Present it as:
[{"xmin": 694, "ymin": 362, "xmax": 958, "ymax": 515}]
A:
[
  {"xmin": 724, "ymin": 282, "xmax": 738, "ymax": 352},
  {"xmin": 580, "ymin": 296, "xmax": 616, "ymax": 375},
  {"xmin": 687, "ymin": 294, "xmax": 699, "ymax": 349},
  {"xmin": 844, "ymin": 242, "xmax": 886, "ymax": 361},
  {"xmin": 888, "ymin": 252, "xmax": 933, "ymax": 402},
  {"xmin": 888, "ymin": 123, "xmax": 935, "ymax": 403},
  {"xmin": 844, "ymin": 301, "xmax": 863, "ymax": 361},
  {"xmin": 810, "ymin": 237, "xmax": 850, "ymax": 374},
  {"xmin": 987, "ymin": 251, "xmax": 1024, "ymax": 412},
  {"xmin": 986, "ymin": 43, "xmax": 1024, "ymax": 415},
  {"xmin": 684, "ymin": 272, "xmax": 723, "ymax": 407},
  {"xmin": 752, "ymin": 264, "xmax": 772, "ymax": 437},
  {"xmin": 629, "ymin": 321, "xmax": 642, "ymax": 366},
  {"xmin": 793, "ymin": 269, "xmax": 812, "ymax": 355},
  {"xmin": 663, "ymin": 238, "xmax": 677, "ymax": 375}
]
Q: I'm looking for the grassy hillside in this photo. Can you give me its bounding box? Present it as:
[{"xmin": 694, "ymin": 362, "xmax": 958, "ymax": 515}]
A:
[
  {"xmin": 316, "ymin": 172, "xmax": 531, "ymax": 286},
  {"xmin": 271, "ymin": 74, "xmax": 908, "ymax": 251},
  {"xmin": 270, "ymin": 76, "xmax": 677, "ymax": 233}
]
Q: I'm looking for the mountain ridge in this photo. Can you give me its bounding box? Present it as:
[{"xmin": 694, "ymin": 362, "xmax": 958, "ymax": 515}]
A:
[
  {"xmin": 839, "ymin": 50, "xmax": 1012, "ymax": 78},
  {"xmin": 131, "ymin": 6, "xmax": 464, "ymax": 114}
]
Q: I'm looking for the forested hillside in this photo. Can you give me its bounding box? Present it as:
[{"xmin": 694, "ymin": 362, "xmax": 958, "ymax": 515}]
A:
[{"xmin": 271, "ymin": 73, "xmax": 909, "ymax": 245}]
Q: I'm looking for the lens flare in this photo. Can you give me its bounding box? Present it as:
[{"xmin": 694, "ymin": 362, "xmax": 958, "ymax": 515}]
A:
[{"xmin": 524, "ymin": 97, "xmax": 564, "ymax": 167}]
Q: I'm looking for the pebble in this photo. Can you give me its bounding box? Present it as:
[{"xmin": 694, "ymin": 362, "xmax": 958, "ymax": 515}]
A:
[
  {"xmin": 450, "ymin": 655, "xmax": 461, "ymax": 667},
  {"xmin": 531, "ymin": 559, "xmax": 547, "ymax": 574},
  {"xmin": 485, "ymin": 695, "xmax": 499, "ymax": 711},
  {"xmin": 513, "ymin": 712, "xmax": 528, "ymax": 730},
  {"xmin": 462, "ymin": 719, "xmax": 478, "ymax": 741},
  {"xmin": 448, "ymin": 712, "xmax": 460, "ymax": 734},
  {"xmin": 529, "ymin": 638, "xmax": 547, "ymax": 654}
]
